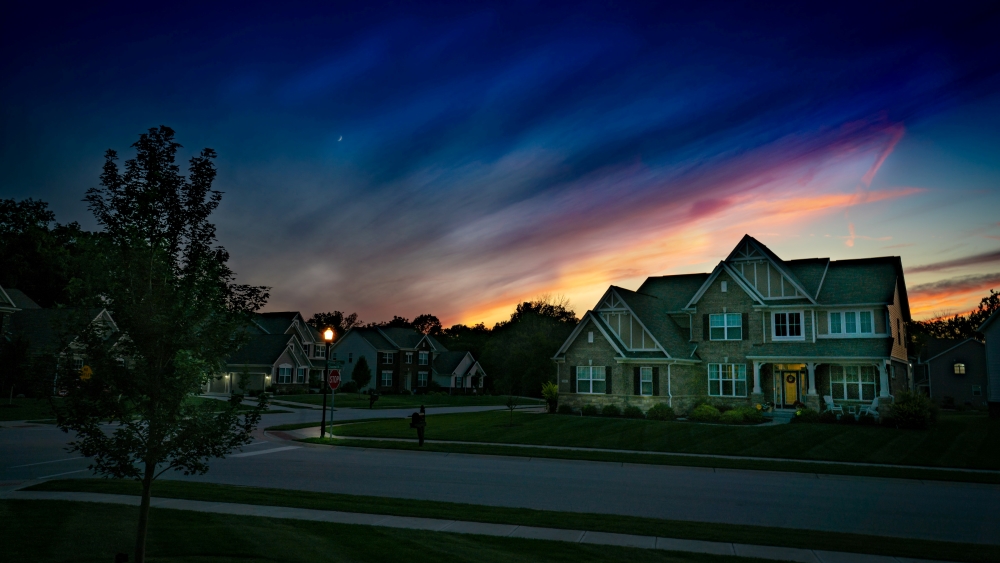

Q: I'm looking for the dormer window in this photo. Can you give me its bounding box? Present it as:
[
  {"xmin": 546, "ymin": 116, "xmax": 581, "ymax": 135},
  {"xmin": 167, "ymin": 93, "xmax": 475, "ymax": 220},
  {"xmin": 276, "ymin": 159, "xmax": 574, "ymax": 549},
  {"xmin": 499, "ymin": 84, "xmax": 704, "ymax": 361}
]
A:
[{"xmin": 954, "ymin": 363, "xmax": 966, "ymax": 375}]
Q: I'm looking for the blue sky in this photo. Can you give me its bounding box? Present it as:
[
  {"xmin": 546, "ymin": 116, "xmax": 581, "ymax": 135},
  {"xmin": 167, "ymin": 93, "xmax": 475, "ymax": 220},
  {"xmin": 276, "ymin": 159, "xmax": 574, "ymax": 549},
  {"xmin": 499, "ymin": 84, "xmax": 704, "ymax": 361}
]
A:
[{"xmin": 3, "ymin": 1, "xmax": 999, "ymax": 324}]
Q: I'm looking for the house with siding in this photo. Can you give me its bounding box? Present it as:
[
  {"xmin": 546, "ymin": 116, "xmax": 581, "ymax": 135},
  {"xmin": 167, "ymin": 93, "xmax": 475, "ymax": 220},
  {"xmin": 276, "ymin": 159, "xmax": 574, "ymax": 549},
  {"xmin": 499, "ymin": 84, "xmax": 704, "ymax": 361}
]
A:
[
  {"xmin": 914, "ymin": 338, "xmax": 988, "ymax": 409},
  {"xmin": 552, "ymin": 235, "xmax": 911, "ymax": 416},
  {"xmin": 330, "ymin": 327, "xmax": 485, "ymax": 393},
  {"xmin": 204, "ymin": 312, "xmax": 329, "ymax": 394},
  {"xmin": 980, "ymin": 310, "xmax": 1000, "ymax": 417}
]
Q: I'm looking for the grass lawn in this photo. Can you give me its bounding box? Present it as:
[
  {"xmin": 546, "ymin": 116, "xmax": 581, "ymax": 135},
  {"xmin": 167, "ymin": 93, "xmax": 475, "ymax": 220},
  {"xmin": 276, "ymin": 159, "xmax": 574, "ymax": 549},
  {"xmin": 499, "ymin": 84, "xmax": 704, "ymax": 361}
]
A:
[
  {"xmin": 0, "ymin": 397, "xmax": 58, "ymax": 421},
  {"xmin": 274, "ymin": 392, "xmax": 543, "ymax": 409},
  {"xmin": 2, "ymin": 499, "xmax": 755, "ymax": 563},
  {"xmin": 328, "ymin": 410, "xmax": 1000, "ymax": 470},
  {"xmin": 27, "ymin": 479, "xmax": 999, "ymax": 562}
]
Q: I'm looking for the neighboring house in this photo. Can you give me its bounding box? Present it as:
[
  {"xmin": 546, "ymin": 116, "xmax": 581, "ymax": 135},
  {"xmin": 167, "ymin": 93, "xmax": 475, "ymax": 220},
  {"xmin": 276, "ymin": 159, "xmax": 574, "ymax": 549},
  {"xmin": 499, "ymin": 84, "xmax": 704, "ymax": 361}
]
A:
[
  {"xmin": 552, "ymin": 235, "xmax": 912, "ymax": 415},
  {"xmin": 980, "ymin": 310, "xmax": 1000, "ymax": 418},
  {"xmin": 204, "ymin": 312, "xmax": 329, "ymax": 395},
  {"xmin": 0, "ymin": 284, "xmax": 119, "ymax": 387},
  {"xmin": 330, "ymin": 326, "xmax": 485, "ymax": 393},
  {"xmin": 914, "ymin": 338, "xmax": 988, "ymax": 409}
]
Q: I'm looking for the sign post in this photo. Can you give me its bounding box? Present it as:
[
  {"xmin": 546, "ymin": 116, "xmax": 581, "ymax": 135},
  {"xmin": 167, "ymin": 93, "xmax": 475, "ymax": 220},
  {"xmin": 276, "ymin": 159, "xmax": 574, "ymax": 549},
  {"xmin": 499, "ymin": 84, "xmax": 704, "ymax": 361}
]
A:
[{"xmin": 327, "ymin": 368, "xmax": 341, "ymax": 420}]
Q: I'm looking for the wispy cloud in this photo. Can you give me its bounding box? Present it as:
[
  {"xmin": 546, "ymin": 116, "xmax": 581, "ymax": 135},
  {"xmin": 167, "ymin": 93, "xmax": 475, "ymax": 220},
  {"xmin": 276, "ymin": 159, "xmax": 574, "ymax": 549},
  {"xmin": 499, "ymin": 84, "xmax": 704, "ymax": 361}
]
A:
[{"xmin": 909, "ymin": 249, "xmax": 1000, "ymax": 274}]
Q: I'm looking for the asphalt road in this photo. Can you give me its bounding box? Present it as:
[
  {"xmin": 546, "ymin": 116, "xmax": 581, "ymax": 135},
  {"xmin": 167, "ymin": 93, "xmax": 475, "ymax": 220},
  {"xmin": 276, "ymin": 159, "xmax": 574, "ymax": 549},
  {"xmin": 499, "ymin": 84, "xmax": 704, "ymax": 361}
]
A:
[{"xmin": 3, "ymin": 408, "xmax": 1000, "ymax": 546}]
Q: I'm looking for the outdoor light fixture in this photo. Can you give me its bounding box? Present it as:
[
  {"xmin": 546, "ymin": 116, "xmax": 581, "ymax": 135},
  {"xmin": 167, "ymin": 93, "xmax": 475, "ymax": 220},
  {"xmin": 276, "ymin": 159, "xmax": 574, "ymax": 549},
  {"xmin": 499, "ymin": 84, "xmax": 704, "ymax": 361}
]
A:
[
  {"xmin": 320, "ymin": 327, "xmax": 335, "ymax": 439},
  {"xmin": 324, "ymin": 328, "xmax": 334, "ymax": 342}
]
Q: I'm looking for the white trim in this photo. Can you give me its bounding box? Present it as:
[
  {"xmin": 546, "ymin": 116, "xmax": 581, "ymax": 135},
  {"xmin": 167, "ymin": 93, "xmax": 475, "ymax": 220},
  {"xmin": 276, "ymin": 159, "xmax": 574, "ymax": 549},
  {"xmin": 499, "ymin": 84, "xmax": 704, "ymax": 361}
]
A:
[
  {"xmin": 771, "ymin": 310, "xmax": 806, "ymax": 341},
  {"xmin": 685, "ymin": 262, "xmax": 765, "ymax": 309},
  {"xmin": 814, "ymin": 260, "xmax": 830, "ymax": 300},
  {"xmin": 553, "ymin": 311, "xmax": 628, "ymax": 359}
]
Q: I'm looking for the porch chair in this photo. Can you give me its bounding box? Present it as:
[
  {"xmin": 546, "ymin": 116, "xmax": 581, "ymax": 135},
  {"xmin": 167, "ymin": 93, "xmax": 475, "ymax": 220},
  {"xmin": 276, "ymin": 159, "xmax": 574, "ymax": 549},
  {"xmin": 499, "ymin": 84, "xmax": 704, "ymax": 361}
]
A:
[
  {"xmin": 823, "ymin": 395, "xmax": 844, "ymax": 416},
  {"xmin": 859, "ymin": 397, "xmax": 880, "ymax": 420}
]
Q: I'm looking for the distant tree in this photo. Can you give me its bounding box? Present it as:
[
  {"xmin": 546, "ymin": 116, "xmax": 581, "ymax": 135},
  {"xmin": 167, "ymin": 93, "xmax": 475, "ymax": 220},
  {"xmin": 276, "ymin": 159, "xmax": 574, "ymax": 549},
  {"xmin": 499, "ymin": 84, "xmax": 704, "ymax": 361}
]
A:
[
  {"xmin": 352, "ymin": 355, "xmax": 373, "ymax": 390},
  {"xmin": 909, "ymin": 289, "xmax": 1000, "ymax": 349},
  {"xmin": 412, "ymin": 314, "xmax": 443, "ymax": 335},
  {"xmin": 0, "ymin": 198, "xmax": 97, "ymax": 307},
  {"xmin": 367, "ymin": 315, "xmax": 412, "ymax": 329},
  {"xmin": 54, "ymin": 126, "xmax": 270, "ymax": 563},
  {"xmin": 307, "ymin": 311, "xmax": 362, "ymax": 338},
  {"xmin": 439, "ymin": 322, "xmax": 492, "ymax": 360}
]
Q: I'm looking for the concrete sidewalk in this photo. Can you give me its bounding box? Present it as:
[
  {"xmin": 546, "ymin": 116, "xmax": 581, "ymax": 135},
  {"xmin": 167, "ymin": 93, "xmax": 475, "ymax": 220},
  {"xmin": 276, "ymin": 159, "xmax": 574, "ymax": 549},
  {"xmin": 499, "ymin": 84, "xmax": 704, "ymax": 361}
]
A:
[{"xmin": 0, "ymin": 490, "xmax": 958, "ymax": 563}]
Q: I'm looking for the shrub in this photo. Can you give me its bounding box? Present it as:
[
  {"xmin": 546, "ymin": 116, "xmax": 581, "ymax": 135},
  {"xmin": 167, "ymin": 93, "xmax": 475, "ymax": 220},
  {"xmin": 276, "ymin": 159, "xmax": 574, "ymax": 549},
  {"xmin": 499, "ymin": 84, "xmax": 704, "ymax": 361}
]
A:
[
  {"xmin": 687, "ymin": 404, "xmax": 721, "ymax": 423},
  {"xmin": 622, "ymin": 405, "xmax": 645, "ymax": 419},
  {"xmin": 791, "ymin": 408, "xmax": 821, "ymax": 423},
  {"xmin": 739, "ymin": 406, "xmax": 765, "ymax": 424},
  {"xmin": 581, "ymin": 404, "xmax": 600, "ymax": 416},
  {"xmin": 646, "ymin": 403, "xmax": 676, "ymax": 421},
  {"xmin": 557, "ymin": 404, "xmax": 575, "ymax": 415},
  {"xmin": 339, "ymin": 381, "xmax": 359, "ymax": 394},
  {"xmin": 886, "ymin": 390, "xmax": 939, "ymax": 430},
  {"xmin": 601, "ymin": 404, "xmax": 622, "ymax": 417},
  {"xmin": 541, "ymin": 381, "xmax": 559, "ymax": 413},
  {"xmin": 818, "ymin": 410, "xmax": 839, "ymax": 424},
  {"xmin": 857, "ymin": 412, "xmax": 878, "ymax": 426},
  {"xmin": 838, "ymin": 412, "xmax": 857, "ymax": 425},
  {"xmin": 720, "ymin": 409, "xmax": 745, "ymax": 424}
]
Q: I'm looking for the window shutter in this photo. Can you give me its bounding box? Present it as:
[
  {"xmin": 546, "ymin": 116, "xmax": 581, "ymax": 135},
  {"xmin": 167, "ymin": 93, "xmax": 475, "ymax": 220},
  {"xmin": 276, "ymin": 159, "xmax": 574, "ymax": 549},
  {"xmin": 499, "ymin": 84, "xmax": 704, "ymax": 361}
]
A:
[
  {"xmin": 570, "ymin": 367, "xmax": 576, "ymax": 393},
  {"xmin": 606, "ymin": 369, "xmax": 613, "ymax": 394},
  {"xmin": 633, "ymin": 367, "xmax": 640, "ymax": 395},
  {"xmin": 742, "ymin": 313, "xmax": 748, "ymax": 340},
  {"xmin": 652, "ymin": 367, "xmax": 660, "ymax": 396},
  {"xmin": 702, "ymin": 314, "xmax": 709, "ymax": 341}
]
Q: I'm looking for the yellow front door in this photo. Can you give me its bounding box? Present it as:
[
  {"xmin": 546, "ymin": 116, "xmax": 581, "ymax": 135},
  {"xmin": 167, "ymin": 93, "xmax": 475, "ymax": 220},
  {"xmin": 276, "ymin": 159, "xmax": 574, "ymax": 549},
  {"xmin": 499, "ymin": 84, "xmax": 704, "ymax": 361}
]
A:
[{"xmin": 783, "ymin": 373, "xmax": 798, "ymax": 406}]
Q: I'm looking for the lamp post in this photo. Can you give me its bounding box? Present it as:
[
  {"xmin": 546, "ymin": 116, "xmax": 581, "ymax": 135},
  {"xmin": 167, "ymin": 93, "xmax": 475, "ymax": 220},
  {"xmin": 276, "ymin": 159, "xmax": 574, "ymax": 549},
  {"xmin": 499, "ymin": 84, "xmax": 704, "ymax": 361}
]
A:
[{"xmin": 320, "ymin": 327, "xmax": 334, "ymax": 439}]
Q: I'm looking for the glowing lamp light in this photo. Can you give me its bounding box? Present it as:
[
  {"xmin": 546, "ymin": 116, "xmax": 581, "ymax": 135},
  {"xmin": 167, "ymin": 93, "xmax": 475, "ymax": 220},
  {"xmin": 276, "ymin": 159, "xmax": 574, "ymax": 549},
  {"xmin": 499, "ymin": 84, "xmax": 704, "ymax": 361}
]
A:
[{"xmin": 324, "ymin": 328, "xmax": 334, "ymax": 342}]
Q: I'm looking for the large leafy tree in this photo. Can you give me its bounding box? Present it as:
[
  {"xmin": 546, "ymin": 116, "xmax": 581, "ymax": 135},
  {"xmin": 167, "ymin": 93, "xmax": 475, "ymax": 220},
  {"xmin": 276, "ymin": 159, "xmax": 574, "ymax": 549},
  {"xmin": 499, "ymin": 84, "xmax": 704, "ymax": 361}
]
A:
[
  {"xmin": 352, "ymin": 354, "xmax": 373, "ymax": 390},
  {"xmin": 54, "ymin": 126, "xmax": 269, "ymax": 563},
  {"xmin": 412, "ymin": 314, "xmax": 443, "ymax": 335},
  {"xmin": 307, "ymin": 310, "xmax": 362, "ymax": 336}
]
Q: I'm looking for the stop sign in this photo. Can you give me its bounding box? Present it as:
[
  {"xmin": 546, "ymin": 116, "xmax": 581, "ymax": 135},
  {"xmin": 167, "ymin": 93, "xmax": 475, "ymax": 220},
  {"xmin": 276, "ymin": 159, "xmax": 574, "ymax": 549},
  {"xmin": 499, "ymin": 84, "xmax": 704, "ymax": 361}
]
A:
[{"xmin": 327, "ymin": 369, "xmax": 341, "ymax": 391}]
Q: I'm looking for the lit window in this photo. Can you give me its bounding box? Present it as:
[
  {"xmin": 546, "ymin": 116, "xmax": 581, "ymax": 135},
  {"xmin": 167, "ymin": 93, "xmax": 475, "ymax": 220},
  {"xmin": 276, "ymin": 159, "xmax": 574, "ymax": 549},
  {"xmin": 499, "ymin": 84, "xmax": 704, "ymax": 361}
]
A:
[
  {"xmin": 773, "ymin": 312, "xmax": 802, "ymax": 339},
  {"xmin": 829, "ymin": 365, "xmax": 877, "ymax": 401},
  {"xmin": 382, "ymin": 352, "xmax": 393, "ymax": 364},
  {"xmin": 708, "ymin": 364, "xmax": 747, "ymax": 397},
  {"xmin": 380, "ymin": 371, "xmax": 392, "ymax": 387},
  {"xmin": 639, "ymin": 367, "xmax": 653, "ymax": 396},
  {"xmin": 576, "ymin": 366, "xmax": 607, "ymax": 394},
  {"xmin": 418, "ymin": 351, "xmax": 429, "ymax": 365},
  {"xmin": 710, "ymin": 313, "xmax": 742, "ymax": 340},
  {"xmin": 954, "ymin": 363, "xmax": 966, "ymax": 375},
  {"xmin": 418, "ymin": 372, "xmax": 428, "ymax": 387}
]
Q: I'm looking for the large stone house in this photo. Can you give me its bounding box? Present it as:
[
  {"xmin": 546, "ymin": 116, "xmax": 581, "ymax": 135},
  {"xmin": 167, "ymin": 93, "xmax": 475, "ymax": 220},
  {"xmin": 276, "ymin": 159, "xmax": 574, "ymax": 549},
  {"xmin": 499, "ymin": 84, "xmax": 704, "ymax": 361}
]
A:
[
  {"xmin": 914, "ymin": 338, "xmax": 988, "ymax": 409},
  {"xmin": 330, "ymin": 326, "xmax": 485, "ymax": 393},
  {"xmin": 204, "ymin": 312, "xmax": 329, "ymax": 394},
  {"xmin": 553, "ymin": 235, "xmax": 911, "ymax": 415}
]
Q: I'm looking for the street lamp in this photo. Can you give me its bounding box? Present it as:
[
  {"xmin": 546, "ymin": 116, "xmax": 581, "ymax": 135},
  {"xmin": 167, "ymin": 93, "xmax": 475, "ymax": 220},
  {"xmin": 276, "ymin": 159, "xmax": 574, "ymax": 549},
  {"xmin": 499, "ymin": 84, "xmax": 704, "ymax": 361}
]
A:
[{"xmin": 320, "ymin": 327, "xmax": 334, "ymax": 439}]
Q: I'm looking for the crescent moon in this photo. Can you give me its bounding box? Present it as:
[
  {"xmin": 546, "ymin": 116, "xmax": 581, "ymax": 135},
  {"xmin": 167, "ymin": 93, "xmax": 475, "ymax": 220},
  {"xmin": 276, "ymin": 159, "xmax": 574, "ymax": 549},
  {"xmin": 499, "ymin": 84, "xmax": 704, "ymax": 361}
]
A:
[{"xmin": 338, "ymin": 136, "xmax": 343, "ymax": 142}]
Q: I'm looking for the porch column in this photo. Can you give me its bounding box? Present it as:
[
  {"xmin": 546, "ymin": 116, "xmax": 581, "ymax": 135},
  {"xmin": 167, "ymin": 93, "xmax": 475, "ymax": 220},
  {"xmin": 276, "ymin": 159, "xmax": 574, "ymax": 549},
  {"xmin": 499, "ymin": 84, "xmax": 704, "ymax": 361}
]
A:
[
  {"xmin": 878, "ymin": 361, "xmax": 890, "ymax": 397},
  {"xmin": 806, "ymin": 362, "xmax": 817, "ymax": 395},
  {"xmin": 752, "ymin": 361, "xmax": 762, "ymax": 394}
]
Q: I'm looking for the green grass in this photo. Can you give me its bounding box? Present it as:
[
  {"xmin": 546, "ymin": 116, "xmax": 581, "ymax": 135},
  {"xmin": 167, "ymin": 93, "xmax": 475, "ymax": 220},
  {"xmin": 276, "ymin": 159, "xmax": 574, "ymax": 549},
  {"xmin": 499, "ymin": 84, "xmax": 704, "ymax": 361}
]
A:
[
  {"xmin": 329, "ymin": 410, "xmax": 1000, "ymax": 470},
  {"xmin": 274, "ymin": 392, "xmax": 543, "ymax": 409},
  {"xmin": 27, "ymin": 479, "xmax": 999, "ymax": 562},
  {"xmin": 1, "ymin": 499, "xmax": 739, "ymax": 563},
  {"xmin": 0, "ymin": 397, "xmax": 59, "ymax": 421}
]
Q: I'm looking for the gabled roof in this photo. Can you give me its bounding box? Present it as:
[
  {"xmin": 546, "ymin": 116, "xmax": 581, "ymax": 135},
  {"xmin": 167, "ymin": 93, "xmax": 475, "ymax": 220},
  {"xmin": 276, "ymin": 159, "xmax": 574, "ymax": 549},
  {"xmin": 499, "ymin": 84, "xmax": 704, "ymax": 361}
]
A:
[
  {"xmin": 921, "ymin": 338, "xmax": 984, "ymax": 363},
  {"xmin": 815, "ymin": 257, "xmax": 909, "ymax": 319},
  {"xmin": 342, "ymin": 327, "xmax": 397, "ymax": 351},
  {"xmin": 612, "ymin": 286, "xmax": 692, "ymax": 357},
  {"xmin": 726, "ymin": 235, "xmax": 816, "ymax": 304},
  {"xmin": 255, "ymin": 312, "xmax": 299, "ymax": 335},
  {"xmin": 978, "ymin": 309, "xmax": 1000, "ymax": 333},
  {"xmin": 636, "ymin": 274, "xmax": 710, "ymax": 310},
  {"xmin": 433, "ymin": 351, "xmax": 471, "ymax": 375},
  {"xmin": 8, "ymin": 308, "xmax": 108, "ymax": 355},
  {"xmin": 783, "ymin": 259, "xmax": 829, "ymax": 299},
  {"xmin": 378, "ymin": 327, "xmax": 446, "ymax": 350},
  {"xmin": 3, "ymin": 288, "xmax": 41, "ymax": 310},
  {"xmin": 684, "ymin": 262, "xmax": 766, "ymax": 309},
  {"xmin": 228, "ymin": 333, "xmax": 296, "ymax": 366},
  {"xmin": 0, "ymin": 285, "xmax": 17, "ymax": 312}
]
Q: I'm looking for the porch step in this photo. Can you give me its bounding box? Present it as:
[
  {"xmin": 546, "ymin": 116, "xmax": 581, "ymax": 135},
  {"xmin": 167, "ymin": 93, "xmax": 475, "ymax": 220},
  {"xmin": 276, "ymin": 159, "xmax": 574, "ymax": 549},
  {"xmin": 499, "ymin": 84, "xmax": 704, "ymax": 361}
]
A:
[{"xmin": 764, "ymin": 410, "xmax": 797, "ymax": 424}]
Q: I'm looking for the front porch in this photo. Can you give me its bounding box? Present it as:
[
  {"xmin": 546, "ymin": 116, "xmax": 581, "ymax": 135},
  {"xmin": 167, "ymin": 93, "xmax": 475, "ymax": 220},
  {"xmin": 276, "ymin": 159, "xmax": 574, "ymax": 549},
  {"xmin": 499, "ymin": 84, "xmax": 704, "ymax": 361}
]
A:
[{"xmin": 748, "ymin": 359, "xmax": 894, "ymax": 415}]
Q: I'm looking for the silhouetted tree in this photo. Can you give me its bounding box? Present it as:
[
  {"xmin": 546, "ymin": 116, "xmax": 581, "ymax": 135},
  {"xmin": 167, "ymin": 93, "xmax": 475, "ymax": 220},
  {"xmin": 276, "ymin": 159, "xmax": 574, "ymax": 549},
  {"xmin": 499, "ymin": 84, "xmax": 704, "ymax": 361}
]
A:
[
  {"xmin": 352, "ymin": 355, "xmax": 372, "ymax": 390},
  {"xmin": 412, "ymin": 314, "xmax": 443, "ymax": 335},
  {"xmin": 367, "ymin": 315, "xmax": 412, "ymax": 329},
  {"xmin": 307, "ymin": 311, "xmax": 362, "ymax": 337},
  {"xmin": 908, "ymin": 289, "xmax": 1000, "ymax": 350}
]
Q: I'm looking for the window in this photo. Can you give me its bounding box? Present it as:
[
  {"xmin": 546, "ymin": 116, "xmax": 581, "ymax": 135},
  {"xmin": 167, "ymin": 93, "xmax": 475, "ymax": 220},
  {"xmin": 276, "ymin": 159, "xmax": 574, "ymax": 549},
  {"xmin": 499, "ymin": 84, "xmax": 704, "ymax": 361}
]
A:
[
  {"xmin": 773, "ymin": 312, "xmax": 803, "ymax": 339},
  {"xmin": 576, "ymin": 366, "xmax": 606, "ymax": 394},
  {"xmin": 709, "ymin": 313, "xmax": 742, "ymax": 340},
  {"xmin": 708, "ymin": 364, "xmax": 747, "ymax": 397},
  {"xmin": 382, "ymin": 352, "xmax": 393, "ymax": 364},
  {"xmin": 954, "ymin": 363, "xmax": 966, "ymax": 375},
  {"xmin": 315, "ymin": 345, "xmax": 325, "ymax": 359},
  {"xmin": 73, "ymin": 358, "xmax": 84, "ymax": 370},
  {"xmin": 721, "ymin": 281, "xmax": 728, "ymax": 292},
  {"xmin": 587, "ymin": 331, "xmax": 594, "ymax": 343},
  {"xmin": 348, "ymin": 352, "xmax": 353, "ymax": 363},
  {"xmin": 304, "ymin": 344, "xmax": 311, "ymax": 356},
  {"xmin": 828, "ymin": 310, "xmax": 874, "ymax": 335},
  {"xmin": 639, "ymin": 367, "xmax": 653, "ymax": 396},
  {"xmin": 278, "ymin": 365, "xmax": 292, "ymax": 384},
  {"xmin": 380, "ymin": 371, "xmax": 392, "ymax": 387},
  {"xmin": 418, "ymin": 372, "xmax": 428, "ymax": 387},
  {"xmin": 418, "ymin": 351, "xmax": 429, "ymax": 365},
  {"xmin": 973, "ymin": 385, "xmax": 982, "ymax": 396},
  {"xmin": 829, "ymin": 365, "xmax": 876, "ymax": 401},
  {"xmin": 405, "ymin": 352, "xmax": 413, "ymax": 364},
  {"xmin": 296, "ymin": 367, "xmax": 306, "ymax": 383},
  {"xmin": 455, "ymin": 376, "xmax": 463, "ymax": 388},
  {"xmin": 331, "ymin": 353, "xmax": 337, "ymax": 361}
]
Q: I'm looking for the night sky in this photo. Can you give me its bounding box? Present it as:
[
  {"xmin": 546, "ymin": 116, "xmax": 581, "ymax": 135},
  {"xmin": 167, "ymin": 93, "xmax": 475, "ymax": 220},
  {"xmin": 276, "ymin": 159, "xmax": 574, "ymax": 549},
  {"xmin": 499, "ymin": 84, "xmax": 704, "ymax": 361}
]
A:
[{"xmin": 3, "ymin": 1, "xmax": 1000, "ymax": 325}]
